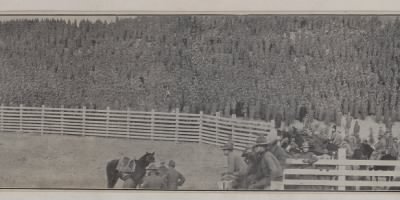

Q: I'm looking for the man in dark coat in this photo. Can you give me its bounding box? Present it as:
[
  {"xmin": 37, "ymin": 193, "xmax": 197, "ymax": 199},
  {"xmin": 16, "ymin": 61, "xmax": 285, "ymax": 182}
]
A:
[
  {"xmin": 158, "ymin": 161, "xmax": 169, "ymax": 177},
  {"xmin": 164, "ymin": 160, "xmax": 186, "ymax": 190},
  {"xmin": 141, "ymin": 164, "xmax": 166, "ymax": 190},
  {"xmin": 353, "ymin": 120, "xmax": 360, "ymax": 135},
  {"xmin": 248, "ymin": 135, "xmax": 283, "ymax": 190}
]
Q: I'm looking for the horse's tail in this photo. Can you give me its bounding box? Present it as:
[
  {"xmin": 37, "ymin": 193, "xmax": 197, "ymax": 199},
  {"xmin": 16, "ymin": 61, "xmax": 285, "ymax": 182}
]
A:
[{"xmin": 106, "ymin": 159, "xmax": 119, "ymax": 188}]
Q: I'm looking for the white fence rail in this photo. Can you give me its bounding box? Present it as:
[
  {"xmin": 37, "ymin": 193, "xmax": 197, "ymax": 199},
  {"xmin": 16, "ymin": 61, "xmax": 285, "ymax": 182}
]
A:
[
  {"xmin": 0, "ymin": 105, "xmax": 272, "ymax": 150},
  {"xmin": 283, "ymin": 149, "xmax": 400, "ymax": 191}
]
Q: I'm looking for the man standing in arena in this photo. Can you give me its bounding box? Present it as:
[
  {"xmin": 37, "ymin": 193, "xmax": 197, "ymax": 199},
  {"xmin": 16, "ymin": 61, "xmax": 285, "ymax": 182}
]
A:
[
  {"xmin": 141, "ymin": 164, "xmax": 166, "ymax": 190},
  {"xmin": 158, "ymin": 161, "xmax": 169, "ymax": 177},
  {"xmin": 220, "ymin": 141, "xmax": 247, "ymax": 189},
  {"xmin": 164, "ymin": 160, "xmax": 186, "ymax": 190},
  {"xmin": 248, "ymin": 135, "xmax": 283, "ymax": 190}
]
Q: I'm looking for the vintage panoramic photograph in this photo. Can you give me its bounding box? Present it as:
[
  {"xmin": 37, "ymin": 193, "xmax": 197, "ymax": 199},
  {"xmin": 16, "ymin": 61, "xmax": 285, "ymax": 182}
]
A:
[{"xmin": 0, "ymin": 15, "xmax": 400, "ymax": 191}]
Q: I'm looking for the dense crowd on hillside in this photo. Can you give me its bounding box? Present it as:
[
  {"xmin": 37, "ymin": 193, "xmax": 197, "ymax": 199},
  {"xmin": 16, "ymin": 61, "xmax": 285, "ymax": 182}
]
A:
[{"xmin": 1, "ymin": 16, "xmax": 400, "ymax": 126}]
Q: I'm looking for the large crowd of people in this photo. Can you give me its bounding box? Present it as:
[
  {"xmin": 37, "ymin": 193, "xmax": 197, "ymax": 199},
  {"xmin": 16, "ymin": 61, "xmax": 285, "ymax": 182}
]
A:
[
  {"xmin": 2, "ymin": 16, "xmax": 400, "ymax": 126},
  {"xmin": 219, "ymin": 112, "xmax": 400, "ymax": 190}
]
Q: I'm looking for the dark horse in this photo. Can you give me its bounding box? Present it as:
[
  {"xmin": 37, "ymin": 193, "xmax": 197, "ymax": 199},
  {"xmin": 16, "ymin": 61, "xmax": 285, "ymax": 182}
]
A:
[
  {"xmin": 106, "ymin": 152, "xmax": 155, "ymax": 188},
  {"xmin": 372, "ymin": 153, "xmax": 397, "ymax": 181},
  {"xmin": 352, "ymin": 143, "xmax": 374, "ymax": 161}
]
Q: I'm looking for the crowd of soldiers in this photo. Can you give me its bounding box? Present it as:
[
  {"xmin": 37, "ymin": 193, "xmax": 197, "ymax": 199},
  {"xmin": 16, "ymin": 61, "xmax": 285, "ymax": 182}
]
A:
[{"xmin": 219, "ymin": 112, "xmax": 400, "ymax": 190}]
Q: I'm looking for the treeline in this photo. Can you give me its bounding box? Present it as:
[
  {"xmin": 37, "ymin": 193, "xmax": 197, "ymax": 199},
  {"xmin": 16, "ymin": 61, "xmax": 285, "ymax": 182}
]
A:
[{"xmin": 0, "ymin": 16, "xmax": 400, "ymax": 125}]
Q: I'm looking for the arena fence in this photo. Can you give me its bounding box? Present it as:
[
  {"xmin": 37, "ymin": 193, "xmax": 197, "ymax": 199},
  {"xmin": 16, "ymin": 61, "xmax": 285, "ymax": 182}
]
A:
[
  {"xmin": 283, "ymin": 149, "xmax": 400, "ymax": 191},
  {"xmin": 0, "ymin": 105, "xmax": 272, "ymax": 150},
  {"xmin": 1, "ymin": 105, "xmax": 400, "ymax": 190}
]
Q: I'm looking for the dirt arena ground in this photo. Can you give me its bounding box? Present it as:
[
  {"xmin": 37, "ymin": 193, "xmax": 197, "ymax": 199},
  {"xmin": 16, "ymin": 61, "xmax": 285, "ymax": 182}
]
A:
[{"xmin": 0, "ymin": 132, "xmax": 226, "ymax": 190}]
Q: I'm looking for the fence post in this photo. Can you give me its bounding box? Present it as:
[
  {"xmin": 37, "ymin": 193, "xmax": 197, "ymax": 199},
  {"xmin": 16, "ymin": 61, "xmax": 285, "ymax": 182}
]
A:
[
  {"xmin": 41, "ymin": 105, "xmax": 45, "ymax": 136},
  {"xmin": 0, "ymin": 104, "xmax": 3, "ymax": 132},
  {"xmin": 106, "ymin": 107, "xmax": 110, "ymax": 137},
  {"xmin": 215, "ymin": 112, "xmax": 220, "ymax": 146},
  {"xmin": 82, "ymin": 106, "xmax": 86, "ymax": 136},
  {"xmin": 175, "ymin": 108, "xmax": 179, "ymax": 143},
  {"xmin": 19, "ymin": 104, "xmax": 23, "ymax": 133},
  {"xmin": 151, "ymin": 109, "xmax": 155, "ymax": 141},
  {"xmin": 60, "ymin": 105, "xmax": 64, "ymax": 135},
  {"xmin": 337, "ymin": 148, "xmax": 346, "ymax": 191},
  {"xmin": 198, "ymin": 111, "xmax": 203, "ymax": 144},
  {"xmin": 231, "ymin": 114, "xmax": 236, "ymax": 148},
  {"xmin": 126, "ymin": 107, "xmax": 130, "ymax": 138}
]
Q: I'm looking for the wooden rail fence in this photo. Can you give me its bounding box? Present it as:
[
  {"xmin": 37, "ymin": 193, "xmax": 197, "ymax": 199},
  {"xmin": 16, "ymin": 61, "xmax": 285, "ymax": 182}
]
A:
[
  {"xmin": 283, "ymin": 149, "xmax": 400, "ymax": 191},
  {"xmin": 1, "ymin": 105, "xmax": 400, "ymax": 190},
  {"xmin": 0, "ymin": 105, "xmax": 273, "ymax": 150}
]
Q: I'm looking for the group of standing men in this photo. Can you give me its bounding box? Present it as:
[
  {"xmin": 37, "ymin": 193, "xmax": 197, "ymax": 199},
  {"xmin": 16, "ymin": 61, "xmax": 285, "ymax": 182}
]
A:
[
  {"xmin": 220, "ymin": 134, "xmax": 290, "ymax": 190},
  {"xmin": 220, "ymin": 132, "xmax": 322, "ymax": 190},
  {"xmin": 141, "ymin": 160, "xmax": 186, "ymax": 190}
]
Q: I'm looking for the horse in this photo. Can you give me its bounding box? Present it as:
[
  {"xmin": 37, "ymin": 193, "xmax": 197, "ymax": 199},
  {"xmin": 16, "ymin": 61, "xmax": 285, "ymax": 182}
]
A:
[
  {"xmin": 106, "ymin": 152, "xmax": 155, "ymax": 188},
  {"xmin": 372, "ymin": 152, "xmax": 397, "ymax": 182},
  {"xmin": 352, "ymin": 143, "xmax": 374, "ymax": 161}
]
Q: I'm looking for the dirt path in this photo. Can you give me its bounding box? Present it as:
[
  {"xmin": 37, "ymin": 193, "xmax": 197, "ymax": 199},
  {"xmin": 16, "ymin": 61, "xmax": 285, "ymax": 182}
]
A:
[{"xmin": 0, "ymin": 132, "xmax": 226, "ymax": 190}]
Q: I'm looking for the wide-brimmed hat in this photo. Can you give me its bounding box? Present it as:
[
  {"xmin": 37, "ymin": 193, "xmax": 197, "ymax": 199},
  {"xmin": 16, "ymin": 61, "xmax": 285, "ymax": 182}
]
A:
[
  {"xmin": 221, "ymin": 141, "xmax": 234, "ymax": 150},
  {"xmin": 253, "ymin": 135, "xmax": 269, "ymax": 147}
]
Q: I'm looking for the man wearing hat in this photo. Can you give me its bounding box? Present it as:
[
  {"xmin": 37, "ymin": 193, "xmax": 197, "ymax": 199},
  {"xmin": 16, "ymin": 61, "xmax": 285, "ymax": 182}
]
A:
[
  {"xmin": 220, "ymin": 141, "xmax": 247, "ymax": 189},
  {"xmin": 158, "ymin": 161, "xmax": 169, "ymax": 178},
  {"xmin": 164, "ymin": 160, "xmax": 186, "ymax": 190},
  {"xmin": 375, "ymin": 131, "xmax": 387, "ymax": 154},
  {"xmin": 388, "ymin": 137, "xmax": 399, "ymax": 159},
  {"xmin": 141, "ymin": 164, "xmax": 166, "ymax": 190},
  {"xmin": 240, "ymin": 144, "xmax": 259, "ymax": 188},
  {"xmin": 295, "ymin": 142, "xmax": 319, "ymax": 165},
  {"xmin": 248, "ymin": 135, "xmax": 283, "ymax": 190}
]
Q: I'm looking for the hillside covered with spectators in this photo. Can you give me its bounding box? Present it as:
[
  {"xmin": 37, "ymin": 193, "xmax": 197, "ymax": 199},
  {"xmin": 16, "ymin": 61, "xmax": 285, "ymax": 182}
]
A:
[{"xmin": 0, "ymin": 16, "xmax": 399, "ymax": 126}]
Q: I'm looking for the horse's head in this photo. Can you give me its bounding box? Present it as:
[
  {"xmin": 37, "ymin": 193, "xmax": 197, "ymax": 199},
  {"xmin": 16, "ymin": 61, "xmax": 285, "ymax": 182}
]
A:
[
  {"xmin": 242, "ymin": 151, "xmax": 257, "ymax": 165},
  {"xmin": 140, "ymin": 152, "xmax": 155, "ymax": 166}
]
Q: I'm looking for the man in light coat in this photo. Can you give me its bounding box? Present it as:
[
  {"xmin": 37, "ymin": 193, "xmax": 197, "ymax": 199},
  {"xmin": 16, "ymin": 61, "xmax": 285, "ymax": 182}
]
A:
[{"xmin": 220, "ymin": 141, "xmax": 247, "ymax": 189}]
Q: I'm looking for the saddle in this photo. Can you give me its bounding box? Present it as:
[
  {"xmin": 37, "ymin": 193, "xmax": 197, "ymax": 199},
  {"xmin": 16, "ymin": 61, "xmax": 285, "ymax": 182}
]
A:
[{"xmin": 116, "ymin": 156, "xmax": 136, "ymax": 174}]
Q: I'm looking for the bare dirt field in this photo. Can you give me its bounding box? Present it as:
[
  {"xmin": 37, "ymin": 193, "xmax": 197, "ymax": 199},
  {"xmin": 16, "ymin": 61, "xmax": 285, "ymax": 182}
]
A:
[{"xmin": 0, "ymin": 132, "xmax": 226, "ymax": 190}]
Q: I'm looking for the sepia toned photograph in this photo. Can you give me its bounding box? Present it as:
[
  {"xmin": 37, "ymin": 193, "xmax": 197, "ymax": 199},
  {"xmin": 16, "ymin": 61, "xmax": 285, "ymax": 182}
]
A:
[{"xmin": 0, "ymin": 15, "xmax": 400, "ymax": 191}]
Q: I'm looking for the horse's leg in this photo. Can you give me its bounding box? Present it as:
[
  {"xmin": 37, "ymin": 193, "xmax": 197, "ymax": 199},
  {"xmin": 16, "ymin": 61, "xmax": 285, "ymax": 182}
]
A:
[
  {"xmin": 106, "ymin": 160, "xmax": 119, "ymax": 188},
  {"xmin": 122, "ymin": 177, "xmax": 136, "ymax": 188}
]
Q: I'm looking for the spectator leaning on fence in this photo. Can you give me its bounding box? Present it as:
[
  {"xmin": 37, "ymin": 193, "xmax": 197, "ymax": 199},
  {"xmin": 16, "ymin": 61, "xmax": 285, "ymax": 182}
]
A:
[{"xmin": 295, "ymin": 142, "xmax": 319, "ymax": 166}]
